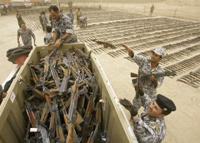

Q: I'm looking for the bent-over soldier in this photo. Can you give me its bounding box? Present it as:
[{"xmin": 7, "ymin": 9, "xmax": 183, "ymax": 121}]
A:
[{"xmin": 49, "ymin": 5, "xmax": 77, "ymax": 48}]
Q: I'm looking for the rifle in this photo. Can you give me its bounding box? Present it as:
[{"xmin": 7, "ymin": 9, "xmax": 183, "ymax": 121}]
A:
[
  {"xmin": 60, "ymin": 98, "xmax": 80, "ymax": 143},
  {"xmin": 66, "ymin": 77, "xmax": 79, "ymax": 143},
  {"xmin": 20, "ymin": 78, "xmax": 44, "ymax": 100},
  {"xmin": 87, "ymin": 102, "xmax": 102, "ymax": 143},
  {"xmin": 54, "ymin": 97, "xmax": 65, "ymax": 143},
  {"xmin": 131, "ymin": 70, "xmax": 176, "ymax": 99},
  {"xmin": 130, "ymin": 70, "xmax": 177, "ymax": 79},
  {"xmin": 28, "ymin": 63, "xmax": 39, "ymax": 85},
  {"xmin": 25, "ymin": 101, "xmax": 50, "ymax": 143},
  {"xmin": 50, "ymin": 58, "xmax": 61, "ymax": 89},
  {"xmin": 92, "ymin": 39, "xmax": 116, "ymax": 49},
  {"xmin": 81, "ymin": 76, "xmax": 98, "ymax": 143},
  {"xmin": 59, "ymin": 66, "xmax": 71, "ymax": 96}
]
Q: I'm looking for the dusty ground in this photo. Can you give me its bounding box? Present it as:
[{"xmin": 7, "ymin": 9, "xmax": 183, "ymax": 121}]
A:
[{"xmin": 0, "ymin": 1, "xmax": 200, "ymax": 143}]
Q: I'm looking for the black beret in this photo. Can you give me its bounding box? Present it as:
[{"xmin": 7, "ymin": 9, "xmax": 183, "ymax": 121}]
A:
[{"xmin": 156, "ymin": 94, "xmax": 176, "ymax": 112}]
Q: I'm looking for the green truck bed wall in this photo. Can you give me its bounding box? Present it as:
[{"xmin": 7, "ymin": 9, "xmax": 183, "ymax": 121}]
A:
[{"xmin": 0, "ymin": 43, "xmax": 138, "ymax": 143}]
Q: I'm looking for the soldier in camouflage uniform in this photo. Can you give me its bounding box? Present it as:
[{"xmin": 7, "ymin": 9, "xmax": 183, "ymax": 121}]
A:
[
  {"xmin": 41, "ymin": 11, "xmax": 48, "ymax": 32},
  {"xmin": 79, "ymin": 16, "xmax": 87, "ymax": 29},
  {"xmin": 67, "ymin": 9, "xmax": 74, "ymax": 24},
  {"xmin": 76, "ymin": 7, "xmax": 82, "ymax": 27},
  {"xmin": 17, "ymin": 23, "xmax": 36, "ymax": 46},
  {"xmin": 39, "ymin": 11, "xmax": 44, "ymax": 31},
  {"xmin": 48, "ymin": 5, "xmax": 77, "ymax": 48},
  {"xmin": 120, "ymin": 94, "xmax": 176, "ymax": 143},
  {"xmin": 44, "ymin": 26, "xmax": 53, "ymax": 45},
  {"xmin": 122, "ymin": 44, "xmax": 165, "ymax": 110},
  {"xmin": 16, "ymin": 10, "xmax": 24, "ymax": 28}
]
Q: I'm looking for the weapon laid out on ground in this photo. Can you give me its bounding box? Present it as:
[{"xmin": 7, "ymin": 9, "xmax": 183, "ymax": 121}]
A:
[
  {"xmin": 92, "ymin": 39, "xmax": 116, "ymax": 49},
  {"xmin": 22, "ymin": 47, "xmax": 104, "ymax": 143}
]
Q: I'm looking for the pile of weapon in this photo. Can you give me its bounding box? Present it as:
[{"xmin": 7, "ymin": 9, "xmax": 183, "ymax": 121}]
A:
[{"xmin": 21, "ymin": 47, "xmax": 103, "ymax": 143}]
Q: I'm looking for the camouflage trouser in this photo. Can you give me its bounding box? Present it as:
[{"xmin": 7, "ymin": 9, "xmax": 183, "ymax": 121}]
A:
[{"xmin": 77, "ymin": 16, "xmax": 80, "ymax": 26}]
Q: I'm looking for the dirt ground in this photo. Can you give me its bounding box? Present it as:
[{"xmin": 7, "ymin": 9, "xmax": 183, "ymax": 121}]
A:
[{"xmin": 0, "ymin": 1, "xmax": 200, "ymax": 143}]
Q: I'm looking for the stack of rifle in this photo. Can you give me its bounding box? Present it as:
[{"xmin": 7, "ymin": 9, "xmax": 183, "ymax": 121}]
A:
[{"xmin": 21, "ymin": 47, "xmax": 103, "ymax": 143}]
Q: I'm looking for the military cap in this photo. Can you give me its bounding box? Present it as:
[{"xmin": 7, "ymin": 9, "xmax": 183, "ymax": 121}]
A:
[
  {"xmin": 156, "ymin": 94, "xmax": 176, "ymax": 112},
  {"xmin": 153, "ymin": 47, "xmax": 166, "ymax": 57},
  {"xmin": 0, "ymin": 85, "xmax": 3, "ymax": 100}
]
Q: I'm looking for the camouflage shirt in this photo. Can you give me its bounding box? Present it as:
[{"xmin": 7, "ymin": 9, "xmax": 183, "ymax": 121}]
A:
[
  {"xmin": 52, "ymin": 14, "xmax": 77, "ymax": 43},
  {"xmin": 133, "ymin": 54, "xmax": 164, "ymax": 97},
  {"xmin": 44, "ymin": 33, "xmax": 53, "ymax": 45},
  {"xmin": 67, "ymin": 12, "xmax": 74, "ymax": 23},
  {"xmin": 42, "ymin": 15, "xmax": 48, "ymax": 25},
  {"xmin": 133, "ymin": 94, "xmax": 166, "ymax": 143},
  {"xmin": 17, "ymin": 28, "xmax": 35, "ymax": 46},
  {"xmin": 16, "ymin": 14, "xmax": 23, "ymax": 23}
]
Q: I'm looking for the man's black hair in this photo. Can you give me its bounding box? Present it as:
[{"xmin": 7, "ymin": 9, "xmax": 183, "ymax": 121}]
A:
[
  {"xmin": 49, "ymin": 5, "xmax": 59, "ymax": 12},
  {"xmin": 46, "ymin": 26, "xmax": 52, "ymax": 33}
]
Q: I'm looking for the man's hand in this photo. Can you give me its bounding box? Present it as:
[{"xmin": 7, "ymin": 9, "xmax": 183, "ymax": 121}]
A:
[
  {"xmin": 150, "ymin": 76, "xmax": 157, "ymax": 82},
  {"xmin": 48, "ymin": 42, "xmax": 55, "ymax": 46},
  {"xmin": 18, "ymin": 42, "xmax": 21, "ymax": 47},
  {"xmin": 122, "ymin": 44, "xmax": 134, "ymax": 57},
  {"xmin": 119, "ymin": 98, "xmax": 138, "ymax": 117},
  {"xmin": 150, "ymin": 76, "xmax": 158, "ymax": 87},
  {"xmin": 54, "ymin": 39, "xmax": 62, "ymax": 48}
]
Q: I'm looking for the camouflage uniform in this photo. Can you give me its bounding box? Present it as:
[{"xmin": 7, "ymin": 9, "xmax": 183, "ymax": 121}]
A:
[
  {"xmin": 42, "ymin": 14, "xmax": 48, "ymax": 31},
  {"xmin": 67, "ymin": 12, "xmax": 74, "ymax": 24},
  {"xmin": 16, "ymin": 14, "xmax": 24, "ymax": 28},
  {"xmin": 79, "ymin": 16, "xmax": 87, "ymax": 28},
  {"xmin": 133, "ymin": 94, "xmax": 166, "ymax": 143},
  {"xmin": 132, "ymin": 54, "xmax": 164, "ymax": 109},
  {"xmin": 17, "ymin": 28, "xmax": 35, "ymax": 46},
  {"xmin": 44, "ymin": 33, "xmax": 53, "ymax": 45},
  {"xmin": 39, "ymin": 15, "xmax": 44, "ymax": 31},
  {"xmin": 52, "ymin": 13, "xmax": 77, "ymax": 43}
]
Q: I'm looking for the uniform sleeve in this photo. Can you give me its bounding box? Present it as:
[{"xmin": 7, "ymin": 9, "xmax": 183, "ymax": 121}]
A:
[
  {"xmin": 30, "ymin": 29, "xmax": 35, "ymax": 39},
  {"xmin": 133, "ymin": 117, "xmax": 160, "ymax": 143},
  {"xmin": 64, "ymin": 18, "xmax": 74, "ymax": 34},
  {"xmin": 133, "ymin": 54, "xmax": 148, "ymax": 67},
  {"xmin": 156, "ymin": 76, "xmax": 164, "ymax": 88}
]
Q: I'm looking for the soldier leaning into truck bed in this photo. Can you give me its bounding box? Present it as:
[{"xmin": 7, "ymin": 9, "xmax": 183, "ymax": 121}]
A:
[
  {"xmin": 16, "ymin": 10, "xmax": 24, "ymax": 28},
  {"xmin": 120, "ymin": 94, "xmax": 176, "ymax": 143},
  {"xmin": 48, "ymin": 5, "xmax": 77, "ymax": 48},
  {"xmin": 44, "ymin": 26, "xmax": 53, "ymax": 45},
  {"xmin": 122, "ymin": 44, "xmax": 165, "ymax": 111},
  {"xmin": 17, "ymin": 23, "xmax": 36, "ymax": 47}
]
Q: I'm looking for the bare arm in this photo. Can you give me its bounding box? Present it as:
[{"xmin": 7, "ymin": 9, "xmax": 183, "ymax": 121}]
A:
[{"xmin": 122, "ymin": 44, "xmax": 134, "ymax": 57}]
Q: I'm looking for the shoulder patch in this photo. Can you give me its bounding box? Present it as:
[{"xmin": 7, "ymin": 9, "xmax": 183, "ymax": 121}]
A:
[{"xmin": 150, "ymin": 123, "xmax": 160, "ymax": 133}]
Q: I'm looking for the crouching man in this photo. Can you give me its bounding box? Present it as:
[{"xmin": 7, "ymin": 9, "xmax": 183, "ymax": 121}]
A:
[{"xmin": 120, "ymin": 94, "xmax": 176, "ymax": 143}]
